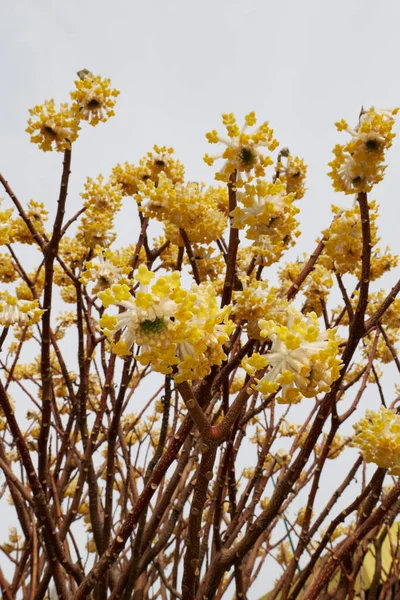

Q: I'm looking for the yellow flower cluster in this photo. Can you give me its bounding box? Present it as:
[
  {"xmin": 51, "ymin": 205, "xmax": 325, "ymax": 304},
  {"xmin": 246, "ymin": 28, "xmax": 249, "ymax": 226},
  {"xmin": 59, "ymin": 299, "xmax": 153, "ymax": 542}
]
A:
[
  {"xmin": 80, "ymin": 175, "xmax": 122, "ymax": 213},
  {"xmin": 316, "ymin": 433, "xmax": 349, "ymax": 460},
  {"xmin": 12, "ymin": 362, "xmax": 37, "ymax": 381},
  {"xmin": 154, "ymin": 240, "xmax": 226, "ymax": 287},
  {"xmin": 229, "ymin": 370, "xmax": 246, "ymax": 394},
  {"xmin": 276, "ymin": 541, "xmax": 293, "ymax": 566},
  {"xmin": 362, "ymin": 330, "xmax": 399, "ymax": 364},
  {"xmin": 110, "ymin": 162, "xmax": 143, "ymax": 197},
  {"xmin": 243, "ymin": 308, "xmax": 342, "ymax": 403},
  {"xmin": 11, "ymin": 201, "xmax": 48, "ymax": 245},
  {"xmin": 81, "ymin": 249, "xmax": 132, "ymax": 294},
  {"xmin": 204, "ymin": 112, "xmax": 278, "ymax": 187},
  {"xmin": 0, "ymin": 255, "xmax": 17, "ymax": 283},
  {"xmin": 0, "ymin": 199, "xmax": 14, "ymax": 246},
  {"xmin": 369, "ymin": 247, "xmax": 398, "ymax": 281},
  {"xmin": 26, "ymin": 100, "xmax": 80, "ymax": 152},
  {"xmin": 353, "ymin": 407, "xmax": 400, "ymax": 475},
  {"xmin": 78, "ymin": 176, "xmax": 123, "ymax": 249},
  {"xmin": 111, "ymin": 146, "xmax": 184, "ymax": 197},
  {"xmin": 298, "ymin": 263, "xmax": 333, "ymax": 317},
  {"xmin": 278, "ymin": 419, "xmax": 301, "ymax": 437},
  {"xmin": 321, "ymin": 201, "xmax": 379, "ymax": 276},
  {"xmin": 59, "ymin": 237, "xmax": 87, "ymax": 270},
  {"xmin": 139, "ymin": 174, "xmax": 227, "ymax": 244},
  {"xmin": 232, "ymin": 278, "xmax": 289, "ymax": 338},
  {"xmin": 231, "ymin": 179, "xmax": 300, "ymax": 266},
  {"xmin": 369, "ymin": 291, "xmax": 400, "ymax": 331},
  {"xmin": 98, "ymin": 264, "xmax": 234, "ymax": 382},
  {"xmin": 139, "ymin": 145, "xmax": 185, "ymax": 186},
  {"xmin": 54, "ymin": 311, "xmax": 77, "ymax": 341},
  {"xmin": 70, "ymin": 73, "xmax": 119, "ymax": 126},
  {"xmin": 54, "ymin": 263, "xmax": 83, "ymax": 303},
  {"xmin": 296, "ymin": 507, "xmax": 311, "ymax": 527},
  {"xmin": 190, "ymin": 245, "xmax": 225, "ymax": 288},
  {"xmin": 276, "ymin": 154, "xmax": 307, "ymax": 200},
  {"xmin": 0, "ymin": 292, "xmax": 44, "ymax": 327},
  {"xmin": 329, "ymin": 107, "xmax": 399, "ymax": 194},
  {"xmin": 27, "ymin": 72, "xmax": 119, "ymax": 152},
  {"xmin": 15, "ymin": 269, "xmax": 45, "ymax": 301}
]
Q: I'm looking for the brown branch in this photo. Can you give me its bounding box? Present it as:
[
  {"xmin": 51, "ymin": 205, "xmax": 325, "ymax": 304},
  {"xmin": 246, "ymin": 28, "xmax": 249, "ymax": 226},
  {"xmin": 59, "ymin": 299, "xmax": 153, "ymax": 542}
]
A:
[
  {"xmin": 155, "ymin": 560, "xmax": 182, "ymax": 599},
  {"xmin": 176, "ymin": 245, "xmax": 184, "ymax": 271},
  {"xmin": 221, "ymin": 172, "xmax": 239, "ymax": 307},
  {"xmin": 0, "ymin": 379, "xmax": 82, "ymax": 593},
  {"xmin": 177, "ymin": 381, "xmax": 212, "ymax": 439},
  {"xmin": 335, "ymin": 272, "xmax": 354, "ymax": 323},
  {"xmin": 182, "ymin": 443, "xmax": 218, "ymax": 599},
  {"xmin": 364, "ymin": 277, "xmax": 400, "ymax": 334},
  {"xmin": 60, "ymin": 206, "xmax": 86, "ymax": 237},
  {"xmin": 209, "ymin": 377, "xmax": 255, "ymax": 443},
  {"xmin": 351, "ymin": 192, "xmax": 371, "ymax": 338},
  {"xmin": 102, "ymin": 360, "xmax": 132, "ymax": 552},
  {"xmin": 302, "ymin": 477, "xmax": 400, "ymax": 600},
  {"xmin": 379, "ymin": 323, "xmax": 400, "ymax": 373},
  {"xmin": 0, "ymin": 566, "xmax": 13, "ymax": 600},
  {"xmin": 286, "ymin": 238, "xmax": 325, "ymax": 301},
  {"xmin": 0, "ymin": 173, "xmax": 45, "ymax": 250},
  {"xmin": 179, "ymin": 229, "xmax": 201, "ymax": 284},
  {"xmin": 72, "ymin": 411, "xmax": 200, "ymax": 598},
  {"xmin": 38, "ymin": 148, "xmax": 72, "ymax": 492},
  {"xmin": 197, "ymin": 320, "xmax": 364, "ymax": 598},
  {"xmin": 121, "ymin": 376, "xmax": 172, "ymax": 598},
  {"xmin": 130, "ymin": 215, "xmax": 149, "ymax": 272},
  {"xmin": 287, "ymin": 464, "xmax": 382, "ymax": 600}
]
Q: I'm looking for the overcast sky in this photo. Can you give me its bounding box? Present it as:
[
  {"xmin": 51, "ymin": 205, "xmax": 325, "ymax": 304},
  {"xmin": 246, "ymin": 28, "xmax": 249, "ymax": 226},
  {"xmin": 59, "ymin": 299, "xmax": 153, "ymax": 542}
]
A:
[{"xmin": 1, "ymin": 1, "xmax": 400, "ymax": 598}]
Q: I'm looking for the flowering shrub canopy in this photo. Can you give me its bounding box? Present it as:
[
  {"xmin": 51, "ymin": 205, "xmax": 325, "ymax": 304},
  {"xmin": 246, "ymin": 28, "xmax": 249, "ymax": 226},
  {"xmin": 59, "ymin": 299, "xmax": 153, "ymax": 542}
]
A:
[{"xmin": 0, "ymin": 72, "xmax": 399, "ymax": 600}]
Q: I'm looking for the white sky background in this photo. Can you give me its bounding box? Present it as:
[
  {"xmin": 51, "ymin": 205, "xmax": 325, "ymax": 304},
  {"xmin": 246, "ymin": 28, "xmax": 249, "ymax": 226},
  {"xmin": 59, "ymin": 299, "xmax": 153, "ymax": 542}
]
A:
[{"xmin": 1, "ymin": 0, "xmax": 400, "ymax": 598}]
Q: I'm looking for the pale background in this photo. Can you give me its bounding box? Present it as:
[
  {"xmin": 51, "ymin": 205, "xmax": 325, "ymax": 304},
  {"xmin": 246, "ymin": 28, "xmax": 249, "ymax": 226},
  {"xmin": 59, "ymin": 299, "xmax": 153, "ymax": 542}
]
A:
[{"xmin": 1, "ymin": 0, "xmax": 400, "ymax": 598}]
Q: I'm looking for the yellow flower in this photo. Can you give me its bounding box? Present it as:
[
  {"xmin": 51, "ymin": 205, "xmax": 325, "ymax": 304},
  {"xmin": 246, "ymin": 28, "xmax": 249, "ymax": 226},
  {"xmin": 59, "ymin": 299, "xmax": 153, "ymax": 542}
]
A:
[
  {"xmin": 26, "ymin": 100, "xmax": 80, "ymax": 152},
  {"xmin": 369, "ymin": 247, "xmax": 398, "ymax": 281},
  {"xmin": 77, "ymin": 176, "xmax": 122, "ymax": 249},
  {"xmin": 367, "ymin": 291, "xmax": 400, "ymax": 330},
  {"xmin": 99, "ymin": 266, "xmax": 233, "ymax": 381},
  {"xmin": 70, "ymin": 73, "xmax": 119, "ymax": 125},
  {"xmin": 353, "ymin": 407, "xmax": 400, "ymax": 475},
  {"xmin": 139, "ymin": 174, "xmax": 227, "ymax": 245},
  {"xmin": 110, "ymin": 162, "xmax": 143, "ymax": 196},
  {"xmin": 15, "ymin": 269, "xmax": 45, "ymax": 301},
  {"xmin": 321, "ymin": 200, "xmax": 379, "ymax": 276},
  {"xmin": 362, "ymin": 329, "xmax": 399, "ymax": 365},
  {"xmin": 11, "ymin": 201, "xmax": 48, "ymax": 245},
  {"xmin": 59, "ymin": 237, "xmax": 87, "ymax": 270},
  {"xmin": 229, "ymin": 371, "xmax": 246, "ymax": 394},
  {"xmin": 231, "ymin": 179, "xmax": 300, "ymax": 266},
  {"xmin": 0, "ymin": 292, "xmax": 44, "ymax": 326},
  {"xmin": 80, "ymin": 175, "xmax": 123, "ymax": 213},
  {"xmin": 0, "ymin": 199, "xmax": 14, "ymax": 246},
  {"xmin": 138, "ymin": 145, "xmax": 185, "ymax": 186},
  {"xmin": 253, "ymin": 308, "xmax": 342, "ymax": 403},
  {"xmin": 298, "ymin": 263, "xmax": 333, "ymax": 317},
  {"xmin": 328, "ymin": 107, "xmax": 399, "ymax": 194},
  {"xmin": 276, "ymin": 154, "xmax": 307, "ymax": 200},
  {"xmin": 81, "ymin": 249, "xmax": 131, "ymax": 294},
  {"xmin": 78, "ymin": 214, "xmax": 116, "ymax": 249},
  {"xmin": 232, "ymin": 278, "xmax": 289, "ymax": 338},
  {"xmin": 276, "ymin": 541, "xmax": 292, "ymax": 566},
  {"xmin": 0, "ymin": 254, "xmax": 18, "ymax": 283},
  {"xmin": 204, "ymin": 112, "xmax": 278, "ymax": 187},
  {"xmin": 189, "ymin": 245, "xmax": 225, "ymax": 287},
  {"xmin": 278, "ymin": 419, "xmax": 300, "ymax": 437},
  {"xmin": 297, "ymin": 507, "xmax": 311, "ymax": 527}
]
